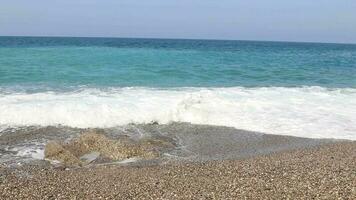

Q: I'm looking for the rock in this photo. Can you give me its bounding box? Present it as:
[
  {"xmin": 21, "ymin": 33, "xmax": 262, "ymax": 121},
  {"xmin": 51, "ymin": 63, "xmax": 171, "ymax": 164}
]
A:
[
  {"xmin": 44, "ymin": 131, "xmax": 166, "ymax": 167},
  {"xmin": 80, "ymin": 152, "xmax": 100, "ymax": 164},
  {"xmin": 65, "ymin": 131, "xmax": 135, "ymax": 160},
  {"xmin": 44, "ymin": 142, "xmax": 82, "ymax": 167},
  {"xmin": 149, "ymin": 121, "xmax": 159, "ymax": 125}
]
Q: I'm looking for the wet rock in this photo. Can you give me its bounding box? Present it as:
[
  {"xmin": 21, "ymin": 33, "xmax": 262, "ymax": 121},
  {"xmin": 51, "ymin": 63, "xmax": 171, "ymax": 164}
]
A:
[
  {"xmin": 65, "ymin": 131, "xmax": 158, "ymax": 160},
  {"xmin": 44, "ymin": 131, "xmax": 163, "ymax": 167},
  {"xmin": 80, "ymin": 152, "xmax": 100, "ymax": 164},
  {"xmin": 149, "ymin": 121, "xmax": 159, "ymax": 125},
  {"xmin": 44, "ymin": 142, "xmax": 82, "ymax": 167}
]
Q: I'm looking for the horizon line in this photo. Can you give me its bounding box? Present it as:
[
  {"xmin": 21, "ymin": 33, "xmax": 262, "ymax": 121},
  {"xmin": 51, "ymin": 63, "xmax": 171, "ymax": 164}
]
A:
[{"xmin": 1, "ymin": 35, "xmax": 355, "ymax": 45}]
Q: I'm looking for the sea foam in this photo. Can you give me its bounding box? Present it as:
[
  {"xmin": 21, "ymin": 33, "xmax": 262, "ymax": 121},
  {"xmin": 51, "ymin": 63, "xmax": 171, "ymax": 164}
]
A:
[{"xmin": 0, "ymin": 86, "xmax": 355, "ymax": 140}]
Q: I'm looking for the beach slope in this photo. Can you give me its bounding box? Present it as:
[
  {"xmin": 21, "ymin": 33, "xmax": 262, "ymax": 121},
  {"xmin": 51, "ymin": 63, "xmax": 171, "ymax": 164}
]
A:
[{"xmin": 1, "ymin": 141, "xmax": 355, "ymax": 199}]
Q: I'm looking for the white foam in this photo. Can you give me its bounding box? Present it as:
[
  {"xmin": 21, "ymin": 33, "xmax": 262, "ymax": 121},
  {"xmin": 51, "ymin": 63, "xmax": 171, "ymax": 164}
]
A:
[
  {"xmin": 1, "ymin": 87, "xmax": 356, "ymax": 140},
  {"xmin": 12, "ymin": 146, "xmax": 45, "ymax": 160},
  {"xmin": 117, "ymin": 157, "xmax": 139, "ymax": 164}
]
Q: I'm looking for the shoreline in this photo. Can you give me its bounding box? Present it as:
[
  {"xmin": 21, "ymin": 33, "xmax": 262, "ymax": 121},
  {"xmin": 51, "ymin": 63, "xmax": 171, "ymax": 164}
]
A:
[
  {"xmin": 0, "ymin": 123, "xmax": 335, "ymax": 166},
  {"xmin": 1, "ymin": 141, "xmax": 355, "ymax": 199},
  {"xmin": 0, "ymin": 123, "xmax": 354, "ymax": 199}
]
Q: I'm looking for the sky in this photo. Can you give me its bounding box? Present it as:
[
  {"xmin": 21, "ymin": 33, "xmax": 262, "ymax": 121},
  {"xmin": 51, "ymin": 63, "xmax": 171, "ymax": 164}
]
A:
[{"xmin": 0, "ymin": 0, "xmax": 356, "ymax": 43}]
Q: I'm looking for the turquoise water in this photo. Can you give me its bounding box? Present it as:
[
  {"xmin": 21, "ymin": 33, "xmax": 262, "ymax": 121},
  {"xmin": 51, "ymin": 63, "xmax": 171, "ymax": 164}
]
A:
[
  {"xmin": 1, "ymin": 37, "xmax": 356, "ymax": 140},
  {"xmin": 1, "ymin": 37, "xmax": 356, "ymax": 91}
]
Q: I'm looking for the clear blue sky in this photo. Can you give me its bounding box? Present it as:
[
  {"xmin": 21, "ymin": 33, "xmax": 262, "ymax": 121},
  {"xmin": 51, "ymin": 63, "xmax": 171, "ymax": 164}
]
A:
[{"xmin": 1, "ymin": 0, "xmax": 356, "ymax": 43}]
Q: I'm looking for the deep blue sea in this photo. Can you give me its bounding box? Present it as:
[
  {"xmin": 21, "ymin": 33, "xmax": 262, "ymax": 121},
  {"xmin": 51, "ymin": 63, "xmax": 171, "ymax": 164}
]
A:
[{"xmin": 1, "ymin": 37, "xmax": 356, "ymax": 140}]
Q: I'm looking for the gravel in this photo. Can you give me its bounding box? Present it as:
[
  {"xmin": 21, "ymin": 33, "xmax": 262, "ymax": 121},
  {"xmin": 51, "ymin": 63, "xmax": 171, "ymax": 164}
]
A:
[{"xmin": 1, "ymin": 142, "xmax": 355, "ymax": 199}]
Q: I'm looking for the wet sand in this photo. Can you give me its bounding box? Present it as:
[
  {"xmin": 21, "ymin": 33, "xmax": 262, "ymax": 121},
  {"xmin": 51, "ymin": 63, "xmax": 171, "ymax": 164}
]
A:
[{"xmin": 1, "ymin": 141, "xmax": 355, "ymax": 199}]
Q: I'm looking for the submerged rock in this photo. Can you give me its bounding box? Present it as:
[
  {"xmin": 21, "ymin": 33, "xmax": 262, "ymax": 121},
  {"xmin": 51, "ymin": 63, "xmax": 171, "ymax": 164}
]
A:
[
  {"xmin": 44, "ymin": 131, "xmax": 169, "ymax": 167},
  {"xmin": 44, "ymin": 141, "xmax": 82, "ymax": 167},
  {"xmin": 65, "ymin": 131, "xmax": 159, "ymax": 160},
  {"xmin": 80, "ymin": 152, "xmax": 100, "ymax": 164}
]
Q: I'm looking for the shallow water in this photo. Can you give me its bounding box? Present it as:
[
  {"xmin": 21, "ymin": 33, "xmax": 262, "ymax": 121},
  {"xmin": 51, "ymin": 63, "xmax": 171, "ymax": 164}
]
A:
[{"xmin": 0, "ymin": 123, "xmax": 331, "ymax": 166}]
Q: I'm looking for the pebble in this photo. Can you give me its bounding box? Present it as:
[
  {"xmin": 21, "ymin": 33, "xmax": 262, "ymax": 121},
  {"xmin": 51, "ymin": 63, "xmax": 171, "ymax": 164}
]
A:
[{"xmin": 0, "ymin": 142, "xmax": 355, "ymax": 199}]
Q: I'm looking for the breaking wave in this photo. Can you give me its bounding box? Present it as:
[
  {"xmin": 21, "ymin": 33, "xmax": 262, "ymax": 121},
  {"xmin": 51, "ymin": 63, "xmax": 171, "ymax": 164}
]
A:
[{"xmin": 0, "ymin": 86, "xmax": 356, "ymax": 140}]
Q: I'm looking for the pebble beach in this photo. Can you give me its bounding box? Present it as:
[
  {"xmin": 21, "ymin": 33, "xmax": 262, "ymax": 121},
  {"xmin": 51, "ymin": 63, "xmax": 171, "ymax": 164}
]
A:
[{"xmin": 1, "ymin": 141, "xmax": 355, "ymax": 199}]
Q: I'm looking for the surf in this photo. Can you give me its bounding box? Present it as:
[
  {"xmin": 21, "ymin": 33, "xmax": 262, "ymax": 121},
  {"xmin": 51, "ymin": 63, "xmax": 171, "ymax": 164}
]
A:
[{"xmin": 0, "ymin": 86, "xmax": 355, "ymax": 140}]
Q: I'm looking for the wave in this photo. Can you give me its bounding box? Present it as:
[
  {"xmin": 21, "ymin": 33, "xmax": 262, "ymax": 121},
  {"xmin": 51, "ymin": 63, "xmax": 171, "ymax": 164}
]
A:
[{"xmin": 0, "ymin": 86, "xmax": 356, "ymax": 140}]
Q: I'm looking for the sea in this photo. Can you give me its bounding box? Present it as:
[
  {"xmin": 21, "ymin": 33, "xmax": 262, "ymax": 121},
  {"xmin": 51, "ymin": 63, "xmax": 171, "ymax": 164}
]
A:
[{"xmin": 1, "ymin": 36, "xmax": 356, "ymax": 142}]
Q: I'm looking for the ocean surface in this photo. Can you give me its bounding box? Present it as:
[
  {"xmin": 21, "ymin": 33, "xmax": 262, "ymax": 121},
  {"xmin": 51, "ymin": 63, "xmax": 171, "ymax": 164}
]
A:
[{"xmin": 1, "ymin": 37, "xmax": 356, "ymax": 140}]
